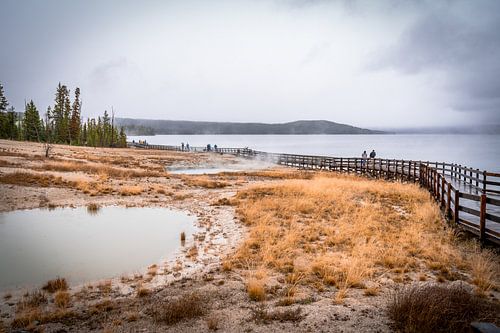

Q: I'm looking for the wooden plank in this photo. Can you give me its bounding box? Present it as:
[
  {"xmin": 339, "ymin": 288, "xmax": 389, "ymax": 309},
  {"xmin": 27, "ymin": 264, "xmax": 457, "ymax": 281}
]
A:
[
  {"xmin": 485, "ymin": 213, "xmax": 500, "ymax": 224},
  {"xmin": 485, "ymin": 180, "xmax": 500, "ymax": 187},
  {"xmin": 485, "ymin": 172, "xmax": 500, "ymax": 177},
  {"xmin": 486, "ymin": 197, "xmax": 500, "ymax": 206},
  {"xmin": 460, "ymin": 192, "xmax": 481, "ymax": 201},
  {"xmin": 458, "ymin": 219, "xmax": 479, "ymax": 233},
  {"xmin": 486, "ymin": 228, "xmax": 500, "ymax": 238},
  {"xmin": 460, "ymin": 205, "xmax": 481, "ymax": 217}
]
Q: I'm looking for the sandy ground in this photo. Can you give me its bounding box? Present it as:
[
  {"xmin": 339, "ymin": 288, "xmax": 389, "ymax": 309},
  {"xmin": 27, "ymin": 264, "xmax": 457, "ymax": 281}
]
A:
[{"xmin": 0, "ymin": 140, "xmax": 435, "ymax": 332}]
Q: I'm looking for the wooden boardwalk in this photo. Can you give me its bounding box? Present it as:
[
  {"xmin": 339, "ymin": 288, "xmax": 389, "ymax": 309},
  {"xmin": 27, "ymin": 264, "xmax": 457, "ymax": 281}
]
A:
[{"xmin": 129, "ymin": 142, "xmax": 500, "ymax": 245}]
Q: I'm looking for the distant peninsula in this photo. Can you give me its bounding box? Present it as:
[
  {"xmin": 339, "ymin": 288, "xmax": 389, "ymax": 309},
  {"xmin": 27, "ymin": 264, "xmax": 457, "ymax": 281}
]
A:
[{"xmin": 116, "ymin": 118, "xmax": 386, "ymax": 135}]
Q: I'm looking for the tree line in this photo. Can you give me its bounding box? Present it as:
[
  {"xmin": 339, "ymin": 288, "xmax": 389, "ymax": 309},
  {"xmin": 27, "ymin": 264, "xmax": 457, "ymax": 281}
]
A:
[{"xmin": 0, "ymin": 82, "xmax": 127, "ymax": 147}]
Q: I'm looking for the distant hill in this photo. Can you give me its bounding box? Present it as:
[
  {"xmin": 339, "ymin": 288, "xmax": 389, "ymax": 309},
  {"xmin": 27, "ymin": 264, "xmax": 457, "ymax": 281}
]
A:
[
  {"xmin": 379, "ymin": 125, "xmax": 500, "ymax": 135},
  {"xmin": 116, "ymin": 118, "xmax": 385, "ymax": 135}
]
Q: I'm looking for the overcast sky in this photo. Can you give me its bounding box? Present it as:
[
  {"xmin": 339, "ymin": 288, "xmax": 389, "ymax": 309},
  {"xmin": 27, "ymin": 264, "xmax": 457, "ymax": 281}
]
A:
[{"xmin": 1, "ymin": 0, "xmax": 499, "ymax": 128}]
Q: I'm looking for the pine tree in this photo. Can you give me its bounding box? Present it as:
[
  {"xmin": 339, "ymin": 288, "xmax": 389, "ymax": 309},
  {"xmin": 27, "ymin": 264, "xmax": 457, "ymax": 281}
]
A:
[
  {"xmin": 70, "ymin": 87, "xmax": 81, "ymax": 144},
  {"xmin": 23, "ymin": 100, "xmax": 42, "ymax": 141},
  {"xmin": 52, "ymin": 83, "xmax": 72, "ymax": 143},
  {"xmin": 63, "ymin": 89, "xmax": 71, "ymax": 143},
  {"xmin": 6, "ymin": 107, "xmax": 18, "ymax": 140},
  {"xmin": 0, "ymin": 83, "xmax": 9, "ymax": 139},
  {"xmin": 118, "ymin": 127, "xmax": 127, "ymax": 147}
]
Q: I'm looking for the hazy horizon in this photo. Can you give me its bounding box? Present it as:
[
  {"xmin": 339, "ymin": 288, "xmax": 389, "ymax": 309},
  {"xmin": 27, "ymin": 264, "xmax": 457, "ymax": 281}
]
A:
[{"xmin": 1, "ymin": 0, "xmax": 500, "ymax": 128}]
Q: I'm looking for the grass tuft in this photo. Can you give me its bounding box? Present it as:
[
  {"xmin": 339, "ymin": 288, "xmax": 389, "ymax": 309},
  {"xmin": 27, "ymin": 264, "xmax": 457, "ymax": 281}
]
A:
[
  {"xmin": 150, "ymin": 292, "xmax": 206, "ymax": 325},
  {"xmin": 87, "ymin": 203, "xmax": 100, "ymax": 214},
  {"xmin": 119, "ymin": 185, "xmax": 143, "ymax": 196},
  {"xmin": 247, "ymin": 279, "xmax": 266, "ymax": 302},
  {"xmin": 42, "ymin": 277, "xmax": 68, "ymax": 293},
  {"xmin": 387, "ymin": 283, "xmax": 500, "ymax": 333},
  {"xmin": 54, "ymin": 290, "xmax": 71, "ymax": 308}
]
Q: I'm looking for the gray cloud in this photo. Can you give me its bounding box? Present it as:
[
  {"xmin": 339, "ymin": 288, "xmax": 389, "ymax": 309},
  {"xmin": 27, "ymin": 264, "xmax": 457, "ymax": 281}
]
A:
[
  {"xmin": 1, "ymin": 0, "xmax": 499, "ymax": 127},
  {"xmin": 368, "ymin": 2, "xmax": 500, "ymax": 121}
]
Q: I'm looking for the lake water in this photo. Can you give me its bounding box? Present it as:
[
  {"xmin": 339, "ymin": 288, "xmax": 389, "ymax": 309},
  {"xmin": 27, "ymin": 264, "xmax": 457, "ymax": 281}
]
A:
[
  {"xmin": 129, "ymin": 134, "xmax": 500, "ymax": 172},
  {"xmin": 0, "ymin": 206, "xmax": 196, "ymax": 292}
]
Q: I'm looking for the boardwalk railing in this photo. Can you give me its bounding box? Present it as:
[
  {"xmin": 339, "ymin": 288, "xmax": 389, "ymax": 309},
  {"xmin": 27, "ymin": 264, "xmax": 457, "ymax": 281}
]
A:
[{"xmin": 128, "ymin": 142, "xmax": 500, "ymax": 244}]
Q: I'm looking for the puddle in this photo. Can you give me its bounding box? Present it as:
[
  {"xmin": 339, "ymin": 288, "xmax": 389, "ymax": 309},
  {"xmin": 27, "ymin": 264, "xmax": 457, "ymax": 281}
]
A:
[{"xmin": 0, "ymin": 206, "xmax": 196, "ymax": 292}]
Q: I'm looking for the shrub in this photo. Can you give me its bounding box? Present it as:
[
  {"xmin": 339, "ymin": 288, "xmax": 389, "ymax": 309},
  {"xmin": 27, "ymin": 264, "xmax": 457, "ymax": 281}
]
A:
[
  {"xmin": 150, "ymin": 292, "xmax": 206, "ymax": 325},
  {"xmin": 137, "ymin": 286, "xmax": 150, "ymax": 298},
  {"xmin": 387, "ymin": 283, "xmax": 500, "ymax": 333},
  {"xmin": 247, "ymin": 279, "xmax": 266, "ymax": 302},
  {"xmin": 119, "ymin": 185, "xmax": 143, "ymax": 196},
  {"xmin": 87, "ymin": 203, "xmax": 100, "ymax": 214},
  {"xmin": 42, "ymin": 278, "xmax": 68, "ymax": 293},
  {"xmin": 54, "ymin": 291, "xmax": 71, "ymax": 308}
]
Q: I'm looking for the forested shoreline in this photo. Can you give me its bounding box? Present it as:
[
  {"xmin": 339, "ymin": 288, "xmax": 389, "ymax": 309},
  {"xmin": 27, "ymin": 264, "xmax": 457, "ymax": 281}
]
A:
[{"xmin": 0, "ymin": 82, "xmax": 126, "ymax": 148}]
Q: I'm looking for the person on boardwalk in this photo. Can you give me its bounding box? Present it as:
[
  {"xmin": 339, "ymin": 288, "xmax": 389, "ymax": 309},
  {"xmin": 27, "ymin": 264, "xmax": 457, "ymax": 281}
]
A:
[
  {"xmin": 369, "ymin": 150, "xmax": 376, "ymax": 158},
  {"xmin": 181, "ymin": 142, "xmax": 185, "ymax": 151},
  {"xmin": 362, "ymin": 150, "xmax": 367, "ymax": 167},
  {"xmin": 214, "ymin": 144, "xmax": 218, "ymax": 152},
  {"xmin": 186, "ymin": 143, "xmax": 190, "ymax": 151}
]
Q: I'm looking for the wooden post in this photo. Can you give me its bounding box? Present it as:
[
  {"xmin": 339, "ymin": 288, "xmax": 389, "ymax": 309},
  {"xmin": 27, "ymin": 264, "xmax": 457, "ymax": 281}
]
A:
[
  {"xmin": 435, "ymin": 172, "xmax": 439, "ymax": 200},
  {"xmin": 479, "ymin": 194, "xmax": 487, "ymax": 241},
  {"xmin": 441, "ymin": 175, "xmax": 445, "ymax": 207},
  {"xmin": 454, "ymin": 189, "xmax": 460, "ymax": 224},
  {"xmin": 446, "ymin": 182, "xmax": 451, "ymax": 218},
  {"xmin": 482, "ymin": 171, "xmax": 487, "ymax": 193},
  {"xmin": 475, "ymin": 169, "xmax": 479, "ymax": 187}
]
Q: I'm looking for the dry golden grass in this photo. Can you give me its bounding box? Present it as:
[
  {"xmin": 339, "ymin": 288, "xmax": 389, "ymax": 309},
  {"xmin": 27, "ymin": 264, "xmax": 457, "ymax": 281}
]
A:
[
  {"xmin": 0, "ymin": 171, "xmax": 69, "ymax": 188},
  {"xmin": 388, "ymin": 283, "xmax": 500, "ymax": 333},
  {"xmin": 87, "ymin": 203, "xmax": 100, "ymax": 213},
  {"xmin": 136, "ymin": 285, "xmax": 150, "ymax": 298},
  {"xmin": 183, "ymin": 176, "xmax": 229, "ymax": 189},
  {"xmin": 230, "ymin": 174, "xmax": 500, "ymax": 296},
  {"xmin": 96, "ymin": 280, "xmax": 113, "ymax": 294},
  {"xmin": 119, "ymin": 185, "xmax": 144, "ymax": 196},
  {"xmin": 150, "ymin": 292, "xmax": 206, "ymax": 325},
  {"xmin": 54, "ymin": 291, "xmax": 71, "ymax": 308},
  {"xmin": 36, "ymin": 160, "xmax": 164, "ymax": 179},
  {"xmin": 42, "ymin": 278, "xmax": 68, "ymax": 293},
  {"xmin": 11, "ymin": 308, "xmax": 76, "ymax": 330},
  {"xmin": 221, "ymin": 169, "xmax": 315, "ymax": 180},
  {"xmin": 246, "ymin": 279, "xmax": 266, "ymax": 302}
]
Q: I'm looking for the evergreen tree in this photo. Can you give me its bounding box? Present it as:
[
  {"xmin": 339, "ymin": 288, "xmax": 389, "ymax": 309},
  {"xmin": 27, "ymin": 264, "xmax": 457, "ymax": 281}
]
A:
[
  {"xmin": 0, "ymin": 83, "xmax": 9, "ymax": 139},
  {"xmin": 70, "ymin": 87, "xmax": 81, "ymax": 144},
  {"xmin": 5, "ymin": 107, "xmax": 18, "ymax": 140},
  {"xmin": 23, "ymin": 100, "xmax": 42, "ymax": 141},
  {"xmin": 52, "ymin": 83, "xmax": 71, "ymax": 143},
  {"xmin": 1, "ymin": 83, "xmax": 127, "ymax": 148},
  {"xmin": 118, "ymin": 127, "xmax": 127, "ymax": 147}
]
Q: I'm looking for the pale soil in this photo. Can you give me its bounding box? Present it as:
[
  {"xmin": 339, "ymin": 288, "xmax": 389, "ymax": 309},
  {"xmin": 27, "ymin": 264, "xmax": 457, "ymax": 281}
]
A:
[{"xmin": 0, "ymin": 139, "xmax": 485, "ymax": 332}]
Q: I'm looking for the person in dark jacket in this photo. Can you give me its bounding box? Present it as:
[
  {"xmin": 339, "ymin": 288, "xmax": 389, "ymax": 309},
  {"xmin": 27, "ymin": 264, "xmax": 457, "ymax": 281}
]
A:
[{"xmin": 369, "ymin": 150, "xmax": 376, "ymax": 158}]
